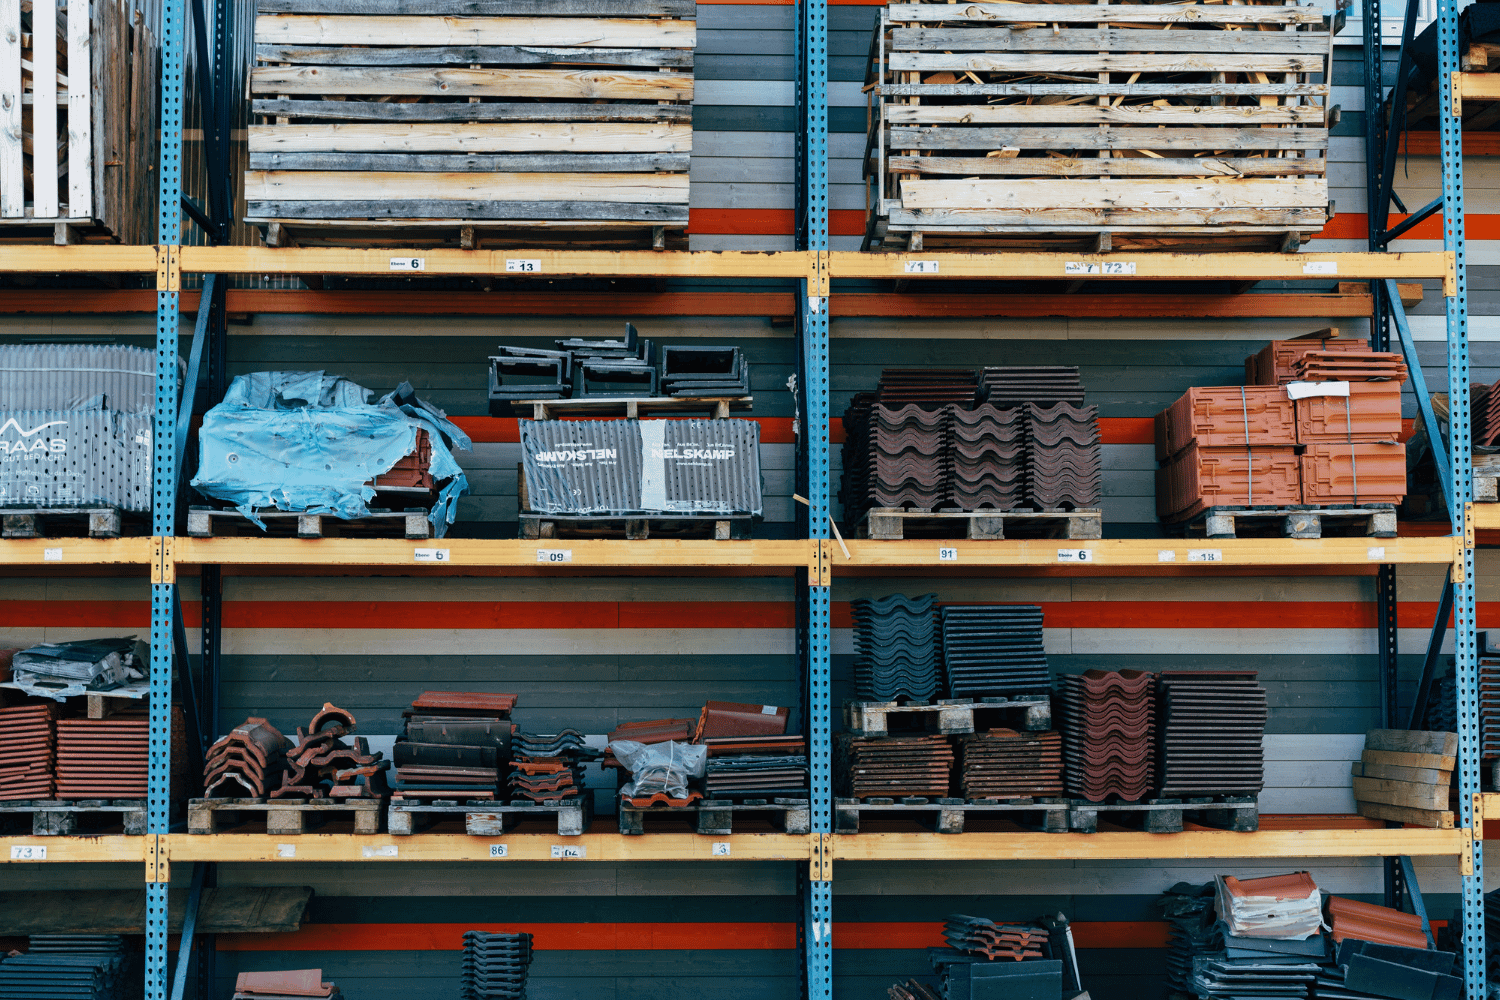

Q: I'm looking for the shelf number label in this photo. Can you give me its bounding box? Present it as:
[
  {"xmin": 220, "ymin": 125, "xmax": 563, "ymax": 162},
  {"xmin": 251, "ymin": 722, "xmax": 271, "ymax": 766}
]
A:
[
  {"xmin": 413, "ymin": 548, "xmax": 450, "ymax": 563},
  {"xmin": 1188, "ymin": 549, "xmax": 1223, "ymax": 563},
  {"xmin": 276, "ymin": 844, "xmax": 296, "ymax": 858},
  {"xmin": 1065, "ymin": 261, "xmax": 1135, "ymax": 276},
  {"xmin": 1057, "ymin": 548, "xmax": 1094, "ymax": 563},
  {"xmin": 390, "ymin": 257, "xmax": 425, "ymax": 272},
  {"xmin": 9, "ymin": 845, "xmax": 45, "ymax": 860},
  {"xmin": 1157, "ymin": 550, "xmax": 1177, "ymax": 562},
  {"xmin": 1368, "ymin": 546, "xmax": 1386, "ymax": 561},
  {"xmin": 1302, "ymin": 261, "xmax": 1337, "ymax": 275},
  {"xmin": 489, "ymin": 844, "xmax": 509, "ymax": 858},
  {"xmin": 507, "ymin": 259, "xmax": 541, "ymax": 273},
  {"xmin": 537, "ymin": 549, "xmax": 573, "ymax": 564},
  {"xmin": 361, "ymin": 845, "xmax": 398, "ymax": 858},
  {"xmin": 551, "ymin": 844, "xmax": 586, "ymax": 859},
  {"xmin": 712, "ymin": 842, "xmax": 732, "ymax": 856},
  {"xmin": 938, "ymin": 547, "xmax": 958, "ymax": 562},
  {"xmin": 904, "ymin": 260, "xmax": 939, "ymax": 274},
  {"xmin": 43, "ymin": 547, "xmax": 61, "ymax": 562}
]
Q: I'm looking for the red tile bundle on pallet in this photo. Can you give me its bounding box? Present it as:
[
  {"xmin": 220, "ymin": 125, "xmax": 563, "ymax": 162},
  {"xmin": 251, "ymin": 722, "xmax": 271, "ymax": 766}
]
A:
[
  {"xmin": 205, "ymin": 717, "xmax": 291, "ymax": 798},
  {"xmin": 0, "ymin": 703, "xmax": 57, "ymax": 800},
  {"xmin": 1293, "ymin": 351, "xmax": 1409, "ymax": 383},
  {"xmin": 1295, "ymin": 382, "xmax": 1404, "ymax": 444},
  {"xmin": 55, "ymin": 715, "xmax": 150, "ymax": 798},
  {"xmin": 1326, "ymin": 896, "xmax": 1430, "ymax": 950},
  {"xmin": 1157, "ymin": 387, "xmax": 1297, "ymax": 461},
  {"xmin": 838, "ymin": 733, "xmax": 954, "ymax": 800},
  {"xmin": 696, "ymin": 701, "xmax": 790, "ymax": 740},
  {"xmin": 1155, "ymin": 445, "xmax": 1302, "ymax": 521},
  {"xmin": 1246, "ymin": 337, "xmax": 1370, "ymax": 386},
  {"xmin": 1056, "ymin": 670, "xmax": 1155, "ymax": 803},
  {"xmin": 958, "ymin": 729, "xmax": 1063, "ymax": 799},
  {"xmin": 1300, "ymin": 444, "xmax": 1407, "ymax": 504}
]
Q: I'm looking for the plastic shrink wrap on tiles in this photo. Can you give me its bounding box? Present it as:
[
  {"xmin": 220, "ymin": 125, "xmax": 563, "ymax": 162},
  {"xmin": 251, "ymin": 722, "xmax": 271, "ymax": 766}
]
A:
[{"xmin": 191, "ymin": 372, "xmax": 471, "ymax": 537}]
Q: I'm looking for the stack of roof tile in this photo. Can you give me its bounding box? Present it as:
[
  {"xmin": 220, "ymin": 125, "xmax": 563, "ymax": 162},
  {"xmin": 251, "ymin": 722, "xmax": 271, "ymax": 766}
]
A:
[
  {"xmin": 838, "ymin": 734, "xmax": 954, "ymax": 799},
  {"xmin": 949, "ymin": 405, "xmax": 1025, "ymax": 511},
  {"xmin": 980, "ymin": 367, "xmax": 1085, "ymax": 406},
  {"xmin": 1157, "ymin": 386, "xmax": 1297, "ymax": 461},
  {"xmin": 939, "ymin": 605, "xmax": 1050, "ymax": 700},
  {"xmin": 1486, "ymin": 646, "xmax": 1500, "ymax": 766},
  {"xmin": 393, "ymin": 692, "xmax": 515, "ymax": 801},
  {"xmin": 839, "ymin": 392, "xmax": 881, "ymax": 526},
  {"xmin": 1326, "ymin": 896, "xmax": 1430, "ymax": 951},
  {"xmin": 1217, "ymin": 872, "xmax": 1323, "ymax": 939},
  {"xmin": 1156, "ymin": 443, "xmax": 1302, "ymax": 520},
  {"xmin": 0, "ymin": 703, "xmax": 57, "ymax": 800},
  {"xmin": 1476, "ymin": 379, "xmax": 1500, "ymax": 446},
  {"xmin": 508, "ymin": 731, "xmax": 598, "ymax": 803},
  {"xmin": 1026, "ymin": 403, "xmax": 1101, "ymax": 508},
  {"xmin": 1056, "ymin": 670, "xmax": 1155, "ymax": 803},
  {"xmin": 942, "ymin": 915, "xmax": 1048, "ymax": 960},
  {"xmin": 871, "ymin": 404, "xmax": 950, "ymax": 510},
  {"xmin": 205, "ymin": 717, "xmax": 291, "ymax": 798},
  {"xmin": 878, "ymin": 369, "xmax": 979, "ymax": 407},
  {"xmin": 661, "ymin": 345, "xmax": 750, "ymax": 398},
  {"xmin": 1293, "ymin": 351, "xmax": 1409, "ymax": 383},
  {"xmin": 272, "ymin": 703, "xmax": 389, "ymax": 800},
  {"xmin": 957, "ymin": 729, "xmax": 1062, "ymax": 800},
  {"xmin": 608, "ymin": 718, "xmax": 695, "ymax": 746},
  {"xmin": 234, "ymin": 969, "xmax": 343, "ymax": 1000},
  {"xmin": 1246, "ymin": 337, "xmax": 1371, "ymax": 386},
  {"xmin": 886, "ymin": 980, "xmax": 941, "ymax": 1000},
  {"xmin": 0, "ymin": 935, "xmax": 138, "ymax": 1000},
  {"xmin": 461, "ymin": 932, "xmax": 533, "ymax": 1000},
  {"xmin": 852, "ymin": 594, "xmax": 941, "ymax": 701},
  {"xmin": 1157, "ymin": 672, "xmax": 1267, "ymax": 798},
  {"xmin": 488, "ymin": 347, "xmax": 572, "ymax": 412},
  {"xmin": 560, "ymin": 324, "xmax": 657, "ymax": 398},
  {"xmin": 704, "ymin": 736, "xmax": 808, "ymax": 798},
  {"xmin": 1317, "ymin": 939, "xmax": 1461, "ymax": 1000},
  {"xmin": 696, "ymin": 701, "xmax": 789, "ymax": 740},
  {"xmin": 1160, "ymin": 881, "xmax": 1219, "ymax": 995},
  {"xmin": 55, "ymin": 713, "xmax": 151, "ymax": 799}
]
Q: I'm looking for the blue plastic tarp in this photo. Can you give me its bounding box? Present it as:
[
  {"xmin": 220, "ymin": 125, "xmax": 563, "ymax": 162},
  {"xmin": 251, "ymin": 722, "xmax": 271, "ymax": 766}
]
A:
[{"xmin": 191, "ymin": 372, "xmax": 471, "ymax": 536}]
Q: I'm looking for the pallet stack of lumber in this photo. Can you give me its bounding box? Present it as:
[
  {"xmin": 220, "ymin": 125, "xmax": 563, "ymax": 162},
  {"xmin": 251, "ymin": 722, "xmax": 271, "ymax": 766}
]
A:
[
  {"xmin": 863, "ymin": 0, "xmax": 1333, "ymax": 252},
  {"xmin": 1351, "ymin": 729, "xmax": 1457, "ymax": 829},
  {"xmin": 245, "ymin": 0, "xmax": 695, "ymax": 249}
]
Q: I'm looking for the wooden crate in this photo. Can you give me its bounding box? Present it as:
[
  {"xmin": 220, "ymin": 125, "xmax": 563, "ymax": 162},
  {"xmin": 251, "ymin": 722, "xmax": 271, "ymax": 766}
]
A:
[
  {"xmin": 245, "ymin": 0, "xmax": 695, "ymax": 249},
  {"xmin": 863, "ymin": 0, "xmax": 1335, "ymax": 252},
  {"xmin": 0, "ymin": 0, "xmax": 158, "ymax": 244}
]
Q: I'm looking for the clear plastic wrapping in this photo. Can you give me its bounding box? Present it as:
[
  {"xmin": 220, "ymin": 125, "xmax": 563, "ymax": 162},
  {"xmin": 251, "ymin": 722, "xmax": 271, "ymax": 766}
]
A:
[{"xmin": 609, "ymin": 739, "xmax": 706, "ymax": 801}]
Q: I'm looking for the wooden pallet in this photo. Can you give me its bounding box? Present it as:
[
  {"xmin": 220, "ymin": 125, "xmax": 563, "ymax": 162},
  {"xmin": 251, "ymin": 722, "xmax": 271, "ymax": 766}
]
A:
[
  {"xmin": 0, "ymin": 799, "xmax": 148, "ymax": 836},
  {"xmin": 834, "ymin": 796, "xmax": 1069, "ymax": 834},
  {"xmin": 520, "ymin": 512, "xmax": 753, "ymax": 541},
  {"xmin": 257, "ymin": 219, "xmax": 688, "ymax": 252},
  {"xmin": 618, "ymin": 797, "xmax": 810, "ymax": 836},
  {"xmin": 188, "ymin": 796, "xmax": 385, "ymax": 835},
  {"xmin": 186, "ymin": 506, "xmax": 433, "ymax": 539},
  {"xmin": 388, "ymin": 796, "xmax": 591, "ymax": 836},
  {"xmin": 859, "ymin": 507, "xmax": 1102, "ymax": 541},
  {"xmin": 1066, "ymin": 796, "xmax": 1258, "ymax": 834},
  {"xmin": 1, "ymin": 507, "xmax": 145, "ymax": 539},
  {"xmin": 511, "ymin": 395, "xmax": 752, "ymax": 421},
  {"xmin": 862, "ymin": 0, "xmax": 1332, "ymax": 252},
  {"xmin": 1176, "ymin": 504, "xmax": 1397, "ymax": 540},
  {"xmin": 844, "ymin": 698, "xmax": 1051, "ymax": 737}
]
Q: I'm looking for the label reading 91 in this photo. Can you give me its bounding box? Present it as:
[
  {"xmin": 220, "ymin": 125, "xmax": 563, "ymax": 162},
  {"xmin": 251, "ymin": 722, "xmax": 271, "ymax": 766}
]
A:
[{"xmin": 938, "ymin": 547, "xmax": 958, "ymax": 562}]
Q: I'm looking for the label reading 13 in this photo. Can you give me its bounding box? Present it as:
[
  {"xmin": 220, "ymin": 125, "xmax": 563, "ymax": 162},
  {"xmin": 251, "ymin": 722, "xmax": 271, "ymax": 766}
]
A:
[
  {"xmin": 507, "ymin": 259, "xmax": 541, "ymax": 273},
  {"xmin": 1187, "ymin": 549, "xmax": 1223, "ymax": 563}
]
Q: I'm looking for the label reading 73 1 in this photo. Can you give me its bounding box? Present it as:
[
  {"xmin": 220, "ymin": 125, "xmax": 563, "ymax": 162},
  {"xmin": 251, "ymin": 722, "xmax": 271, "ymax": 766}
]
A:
[{"xmin": 10, "ymin": 845, "xmax": 46, "ymax": 860}]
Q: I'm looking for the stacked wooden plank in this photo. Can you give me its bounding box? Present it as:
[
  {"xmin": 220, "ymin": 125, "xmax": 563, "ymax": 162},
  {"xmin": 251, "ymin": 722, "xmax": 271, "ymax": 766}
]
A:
[
  {"xmin": 863, "ymin": 0, "xmax": 1333, "ymax": 252},
  {"xmin": 0, "ymin": 0, "xmax": 158, "ymax": 244},
  {"xmin": 1352, "ymin": 729, "xmax": 1456, "ymax": 829},
  {"xmin": 246, "ymin": 0, "xmax": 695, "ymax": 249}
]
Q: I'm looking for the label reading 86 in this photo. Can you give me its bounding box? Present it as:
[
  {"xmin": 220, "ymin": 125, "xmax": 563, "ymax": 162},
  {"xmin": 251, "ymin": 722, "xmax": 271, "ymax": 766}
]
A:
[{"xmin": 490, "ymin": 844, "xmax": 508, "ymax": 858}]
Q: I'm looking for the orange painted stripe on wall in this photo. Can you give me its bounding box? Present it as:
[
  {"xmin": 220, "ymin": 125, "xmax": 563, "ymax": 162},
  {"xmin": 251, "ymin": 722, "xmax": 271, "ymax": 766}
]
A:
[
  {"xmin": 450, "ymin": 417, "xmax": 1155, "ymax": 446},
  {"xmin": 1317, "ymin": 212, "xmax": 1500, "ymax": 242},
  {"xmin": 688, "ymin": 208, "xmax": 866, "ymax": 236}
]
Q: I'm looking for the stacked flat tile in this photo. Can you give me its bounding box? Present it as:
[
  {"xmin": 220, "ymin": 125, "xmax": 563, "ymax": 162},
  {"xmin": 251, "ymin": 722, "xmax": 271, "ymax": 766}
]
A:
[
  {"xmin": 0, "ymin": 935, "xmax": 138, "ymax": 1000},
  {"xmin": 851, "ymin": 593, "xmax": 941, "ymax": 701},
  {"xmin": 55, "ymin": 714, "xmax": 150, "ymax": 799},
  {"xmin": 1160, "ymin": 882, "xmax": 1219, "ymax": 994},
  {"xmin": 0, "ymin": 703, "xmax": 57, "ymax": 800},
  {"xmin": 980, "ymin": 367, "xmax": 1085, "ymax": 406},
  {"xmin": 949, "ymin": 405, "xmax": 1025, "ymax": 511},
  {"xmin": 938, "ymin": 605, "xmax": 1050, "ymax": 700},
  {"xmin": 839, "ymin": 392, "xmax": 880, "ymax": 526},
  {"xmin": 1246, "ymin": 337, "xmax": 1370, "ymax": 386},
  {"xmin": 872, "ymin": 404, "xmax": 950, "ymax": 509},
  {"xmin": 1484, "ymin": 650, "xmax": 1500, "ymax": 763},
  {"xmin": 704, "ymin": 736, "xmax": 808, "ymax": 798},
  {"xmin": 234, "ymin": 969, "xmax": 343, "ymax": 999},
  {"xmin": 1292, "ymin": 351, "xmax": 1409, "ymax": 383},
  {"xmin": 508, "ymin": 731, "xmax": 598, "ymax": 803},
  {"xmin": 957, "ymin": 729, "xmax": 1062, "ymax": 800},
  {"xmin": 1157, "ymin": 672, "xmax": 1267, "ymax": 798},
  {"xmin": 1026, "ymin": 403, "xmax": 1101, "ymax": 508},
  {"xmin": 1487, "ymin": 887, "xmax": 1500, "ymax": 988},
  {"xmin": 1314, "ymin": 940, "xmax": 1461, "ymax": 1000},
  {"xmin": 461, "ymin": 932, "xmax": 534, "ymax": 1000},
  {"xmin": 838, "ymin": 734, "xmax": 954, "ymax": 799},
  {"xmin": 1476, "ymin": 379, "xmax": 1500, "ymax": 446},
  {"xmin": 1056, "ymin": 670, "xmax": 1155, "ymax": 803},
  {"xmin": 393, "ymin": 692, "xmax": 515, "ymax": 800},
  {"xmin": 878, "ymin": 369, "xmax": 980, "ymax": 407},
  {"xmin": 942, "ymin": 915, "xmax": 1048, "ymax": 960}
]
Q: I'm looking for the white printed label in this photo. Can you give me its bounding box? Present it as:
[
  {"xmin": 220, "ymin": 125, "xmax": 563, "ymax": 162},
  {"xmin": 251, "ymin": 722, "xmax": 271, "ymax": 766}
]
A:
[
  {"xmin": 9, "ymin": 845, "xmax": 45, "ymax": 860},
  {"xmin": 1368, "ymin": 546, "xmax": 1387, "ymax": 561},
  {"xmin": 712, "ymin": 842, "xmax": 732, "ymax": 856},
  {"xmin": 551, "ymin": 845, "xmax": 586, "ymax": 859},
  {"xmin": 536, "ymin": 549, "xmax": 573, "ymax": 564},
  {"xmin": 361, "ymin": 845, "xmax": 398, "ymax": 858},
  {"xmin": 761, "ymin": 705, "xmax": 778, "ymax": 715},
  {"xmin": 1057, "ymin": 548, "xmax": 1094, "ymax": 563},
  {"xmin": 1065, "ymin": 261, "xmax": 1135, "ymax": 276},
  {"xmin": 43, "ymin": 548, "xmax": 61, "ymax": 562},
  {"xmin": 276, "ymin": 844, "xmax": 296, "ymax": 858},
  {"xmin": 489, "ymin": 844, "xmax": 509, "ymax": 858},
  {"xmin": 413, "ymin": 548, "xmax": 450, "ymax": 563},
  {"xmin": 808, "ymin": 296, "xmax": 823, "ymax": 314},
  {"xmin": 506, "ymin": 259, "xmax": 541, "ymax": 273},
  {"xmin": 390, "ymin": 257, "xmax": 425, "ymax": 272},
  {"xmin": 939, "ymin": 547, "xmax": 958, "ymax": 562},
  {"xmin": 1188, "ymin": 549, "xmax": 1224, "ymax": 563},
  {"xmin": 904, "ymin": 260, "xmax": 939, "ymax": 274},
  {"xmin": 1157, "ymin": 550, "xmax": 1177, "ymax": 562},
  {"xmin": 1302, "ymin": 261, "xmax": 1337, "ymax": 275}
]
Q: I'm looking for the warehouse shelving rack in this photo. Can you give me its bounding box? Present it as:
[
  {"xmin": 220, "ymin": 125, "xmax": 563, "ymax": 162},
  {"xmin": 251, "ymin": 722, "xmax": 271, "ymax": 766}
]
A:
[{"xmin": 0, "ymin": 0, "xmax": 1487, "ymax": 995}]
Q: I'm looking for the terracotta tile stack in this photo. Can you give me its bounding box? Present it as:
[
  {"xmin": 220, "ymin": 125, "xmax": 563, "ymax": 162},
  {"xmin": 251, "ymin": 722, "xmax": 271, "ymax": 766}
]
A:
[
  {"xmin": 851, "ymin": 594, "xmax": 941, "ymax": 701},
  {"xmin": 942, "ymin": 915, "xmax": 1048, "ymax": 960},
  {"xmin": 1157, "ymin": 672, "xmax": 1267, "ymax": 798},
  {"xmin": 957, "ymin": 730, "xmax": 1063, "ymax": 800},
  {"xmin": 267, "ymin": 703, "xmax": 389, "ymax": 800},
  {"xmin": 1327, "ymin": 896, "xmax": 1429, "ymax": 950},
  {"xmin": 1293, "ymin": 351, "xmax": 1408, "ymax": 382},
  {"xmin": 837, "ymin": 734, "xmax": 954, "ymax": 799},
  {"xmin": 508, "ymin": 730, "xmax": 598, "ymax": 803},
  {"xmin": 392, "ymin": 692, "xmax": 515, "ymax": 801},
  {"xmin": 55, "ymin": 707, "xmax": 186, "ymax": 800},
  {"xmin": 1027, "ymin": 403, "xmax": 1101, "ymax": 508},
  {"xmin": 1246, "ymin": 336, "xmax": 1371, "ymax": 385},
  {"xmin": 1156, "ymin": 386, "xmax": 1301, "ymax": 520},
  {"xmin": 1056, "ymin": 669, "xmax": 1155, "ymax": 803},
  {"xmin": 204, "ymin": 718, "xmax": 291, "ymax": 798},
  {"xmin": 949, "ymin": 405, "xmax": 1025, "ymax": 511},
  {"xmin": 234, "ymin": 969, "xmax": 344, "ymax": 1000},
  {"xmin": 0, "ymin": 703, "xmax": 57, "ymax": 800},
  {"xmin": 1292, "ymin": 352, "xmax": 1408, "ymax": 506}
]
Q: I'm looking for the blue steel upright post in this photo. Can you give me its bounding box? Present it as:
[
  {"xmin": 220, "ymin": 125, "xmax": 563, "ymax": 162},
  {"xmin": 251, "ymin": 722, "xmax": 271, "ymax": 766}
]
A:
[
  {"xmin": 1435, "ymin": 0, "xmax": 1483, "ymax": 991},
  {"xmin": 149, "ymin": 0, "xmax": 186, "ymax": 988}
]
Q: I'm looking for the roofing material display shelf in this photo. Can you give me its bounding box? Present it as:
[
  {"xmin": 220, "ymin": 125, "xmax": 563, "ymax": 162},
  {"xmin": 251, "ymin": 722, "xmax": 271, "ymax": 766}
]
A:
[
  {"xmin": 0, "ymin": 245, "xmax": 159, "ymax": 273},
  {"xmin": 162, "ymin": 832, "xmax": 813, "ymax": 863}
]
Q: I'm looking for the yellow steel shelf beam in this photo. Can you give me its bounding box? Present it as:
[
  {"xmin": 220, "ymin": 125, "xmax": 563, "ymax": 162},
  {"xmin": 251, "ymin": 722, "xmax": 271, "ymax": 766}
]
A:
[
  {"xmin": 1470, "ymin": 504, "xmax": 1500, "ymax": 531},
  {"xmin": 833, "ymin": 536, "xmax": 1459, "ymax": 569},
  {"xmin": 0, "ymin": 836, "xmax": 146, "ymax": 863},
  {"xmin": 0, "ymin": 245, "xmax": 159, "ymax": 273},
  {"xmin": 0, "ymin": 538, "xmax": 155, "ymax": 565},
  {"xmin": 1459, "ymin": 72, "xmax": 1500, "ymax": 101},
  {"xmin": 177, "ymin": 247, "xmax": 818, "ymax": 279},
  {"xmin": 162, "ymin": 832, "xmax": 812, "ymax": 863}
]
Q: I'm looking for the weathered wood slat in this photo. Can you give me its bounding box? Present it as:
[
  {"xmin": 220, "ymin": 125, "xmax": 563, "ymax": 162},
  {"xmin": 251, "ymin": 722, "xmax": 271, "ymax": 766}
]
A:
[
  {"xmin": 884, "ymin": 205, "xmax": 1327, "ymax": 227},
  {"xmin": 248, "ymin": 122, "xmax": 691, "ymax": 153},
  {"xmin": 66, "ymin": 0, "xmax": 90, "ymax": 218},
  {"xmin": 256, "ymin": 42, "xmax": 693, "ymax": 67},
  {"xmin": 247, "ymin": 198, "xmax": 689, "ymax": 221},
  {"xmin": 258, "ymin": 0, "xmax": 696, "ymax": 15},
  {"xmin": 879, "ymin": 83, "xmax": 1327, "ymax": 97},
  {"xmin": 886, "ymin": 155, "xmax": 1327, "ymax": 177},
  {"xmin": 244, "ymin": 168, "xmax": 689, "ymax": 203},
  {"xmin": 1365, "ymin": 729, "xmax": 1458, "ymax": 757},
  {"xmin": 32, "ymin": 0, "xmax": 57, "ymax": 218},
  {"xmin": 886, "ymin": 3, "xmax": 1322, "ymax": 24},
  {"xmin": 887, "ymin": 104, "xmax": 1324, "ymax": 126},
  {"xmin": 891, "ymin": 26, "xmax": 1328, "ymax": 54},
  {"xmin": 251, "ymin": 98, "xmax": 691, "ymax": 122},
  {"xmin": 250, "ymin": 65, "xmax": 693, "ymax": 101},
  {"xmin": 888, "ymin": 125, "xmax": 1328, "ymax": 151},
  {"xmin": 250, "ymin": 150, "xmax": 689, "ymax": 172},
  {"xmin": 255, "ymin": 14, "xmax": 696, "ymax": 47},
  {"xmin": 889, "ymin": 52, "xmax": 1321, "ymax": 74},
  {"xmin": 0, "ymin": 0, "xmax": 21, "ymax": 216},
  {"xmin": 900, "ymin": 177, "xmax": 1327, "ymax": 211}
]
